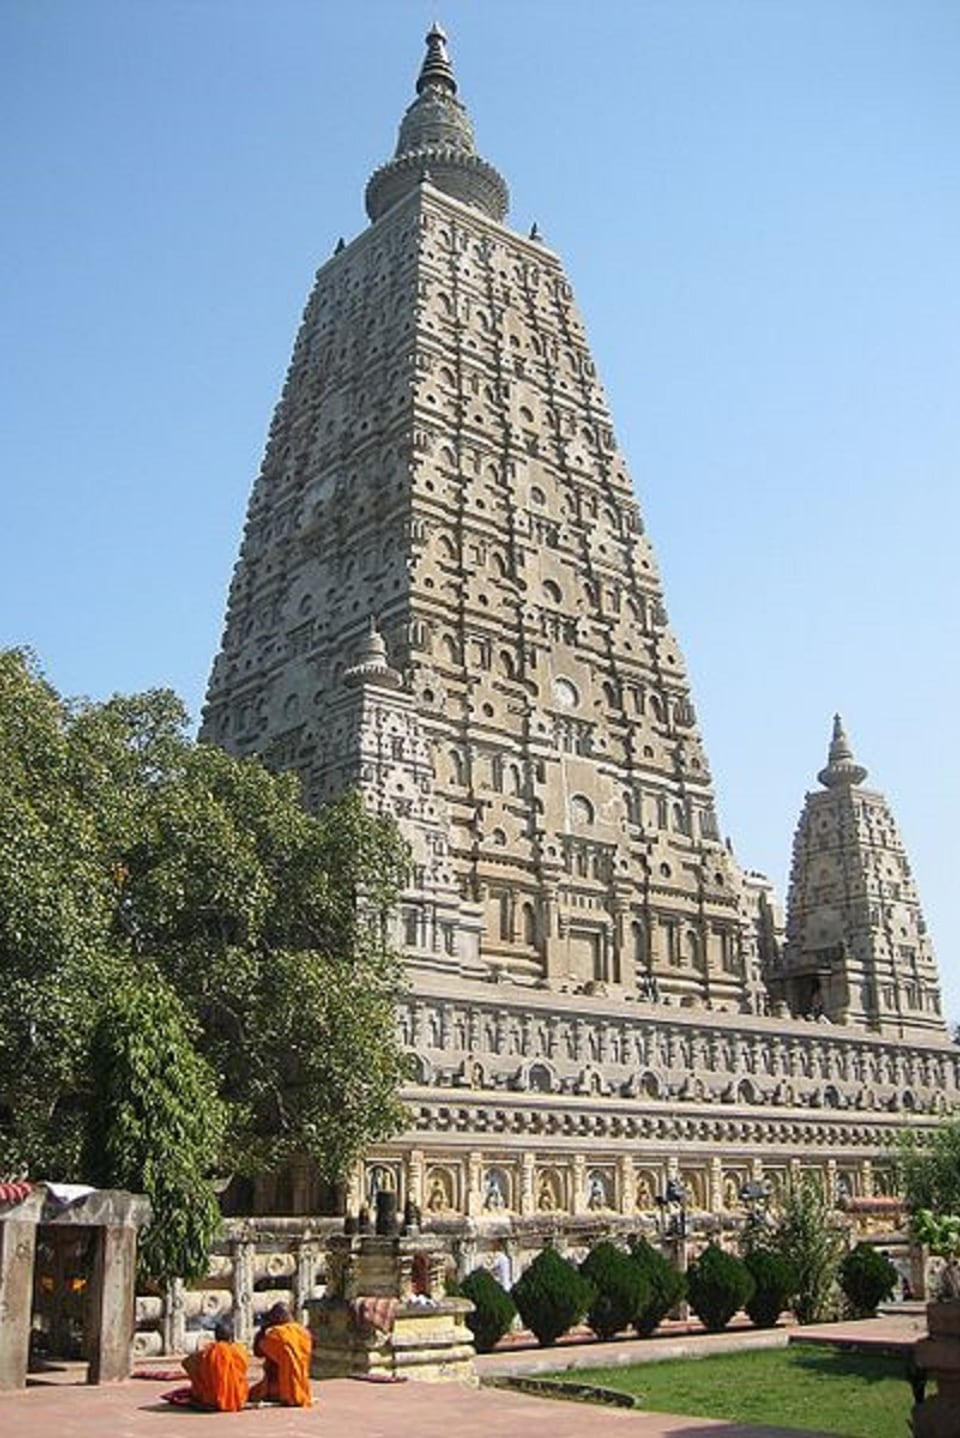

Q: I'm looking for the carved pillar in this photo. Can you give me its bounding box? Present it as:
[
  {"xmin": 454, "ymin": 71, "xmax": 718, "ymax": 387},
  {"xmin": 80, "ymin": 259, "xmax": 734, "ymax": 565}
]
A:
[
  {"xmin": 406, "ymin": 1148, "xmax": 426, "ymax": 1212},
  {"xmin": 466, "ymin": 1151, "xmax": 484, "ymax": 1218},
  {"xmin": 520, "ymin": 1153, "xmax": 536, "ymax": 1217},
  {"xmin": 618, "ymin": 1153, "xmax": 635, "ymax": 1216},
  {"xmin": 862, "ymin": 1158, "xmax": 874, "ymax": 1199},
  {"xmin": 163, "ymin": 1277, "xmax": 186, "ymax": 1356},
  {"xmin": 572, "ymin": 1155, "xmax": 587, "ymax": 1215},
  {"xmin": 231, "ymin": 1239, "xmax": 255, "ymax": 1348},
  {"xmin": 86, "ymin": 1224, "xmax": 138, "ymax": 1384},
  {"xmin": 0, "ymin": 1202, "xmax": 39, "ymax": 1389},
  {"xmin": 294, "ymin": 1240, "xmax": 321, "ymax": 1324},
  {"xmin": 708, "ymin": 1156, "xmax": 723, "ymax": 1215}
]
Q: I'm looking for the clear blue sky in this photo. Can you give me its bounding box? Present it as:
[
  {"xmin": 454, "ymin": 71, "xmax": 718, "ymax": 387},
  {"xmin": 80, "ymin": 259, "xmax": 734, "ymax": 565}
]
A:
[{"xmin": 3, "ymin": 1, "xmax": 958, "ymax": 1016}]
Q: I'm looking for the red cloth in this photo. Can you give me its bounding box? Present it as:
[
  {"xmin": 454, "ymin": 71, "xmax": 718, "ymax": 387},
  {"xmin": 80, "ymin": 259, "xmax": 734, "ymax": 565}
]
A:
[
  {"xmin": 0, "ymin": 1181, "xmax": 32, "ymax": 1206},
  {"xmin": 353, "ymin": 1297, "xmax": 399, "ymax": 1334}
]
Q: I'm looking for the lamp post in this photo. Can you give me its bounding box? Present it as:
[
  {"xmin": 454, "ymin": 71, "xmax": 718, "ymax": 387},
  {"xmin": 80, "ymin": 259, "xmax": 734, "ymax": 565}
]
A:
[{"xmin": 655, "ymin": 1178, "xmax": 688, "ymax": 1320}]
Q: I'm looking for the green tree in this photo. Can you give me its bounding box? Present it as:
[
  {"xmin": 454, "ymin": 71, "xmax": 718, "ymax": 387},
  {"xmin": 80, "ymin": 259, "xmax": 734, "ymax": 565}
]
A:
[
  {"xmin": 897, "ymin": 1119, "xmax": 960, "ymax": 1216},
  {"xmin": 84, "ymin": 979, "xmax": 225, "ymax": 1282},
  {"xmin": 772, "ymin": 1175, "xmax": 846, "ymax": 1324},
  {"xmin": 838, "ymin": 1243, "xmax": 897, "ymax": 1318},
  {"xmin": 0, "ymin": 648, "xmax": 411, "ymax": 1208}
]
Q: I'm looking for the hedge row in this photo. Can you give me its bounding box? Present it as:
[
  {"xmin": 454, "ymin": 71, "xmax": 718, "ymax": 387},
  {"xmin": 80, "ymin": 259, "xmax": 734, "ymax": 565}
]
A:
[{"xmin": 457, "ymin": 1235, "xmax": 895, "ymax": 1351}]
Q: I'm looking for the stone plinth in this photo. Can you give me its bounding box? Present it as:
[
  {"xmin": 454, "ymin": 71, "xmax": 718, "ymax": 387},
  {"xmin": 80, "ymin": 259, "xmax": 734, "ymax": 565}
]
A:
[
  {"xmin": 913, "ymin": 1299, "xmax": 960, "ymax": 1437},
  {"xmin": 309, "ymin": 1233, "xmax": 476, "ymax": 1384}
]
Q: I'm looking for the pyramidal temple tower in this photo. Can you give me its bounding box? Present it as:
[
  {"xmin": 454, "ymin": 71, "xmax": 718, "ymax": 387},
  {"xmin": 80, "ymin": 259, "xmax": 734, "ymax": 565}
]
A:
[
  {"xmin": 202, "ymin": 25, "xmax": 770, "ymax": 1009},
  {"xmin": 203, "ymin": 30, "xmax": 956, "ymax": 1222},
  {"xmin": 775, "ymin": 717, "xmax": 943, "ymax": 1038}
]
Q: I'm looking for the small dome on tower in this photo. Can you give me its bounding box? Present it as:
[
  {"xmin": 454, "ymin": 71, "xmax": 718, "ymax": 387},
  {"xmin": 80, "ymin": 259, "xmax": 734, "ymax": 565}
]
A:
[{"xmin": 817, "ymin": 714, "xmax": 868, "ymax": 789}]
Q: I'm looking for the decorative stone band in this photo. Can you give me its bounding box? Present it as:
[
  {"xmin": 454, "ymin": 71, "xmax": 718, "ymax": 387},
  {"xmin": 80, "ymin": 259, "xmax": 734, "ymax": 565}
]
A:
[{"xmin": 366, "ymin": 155, "xmax": 509, "ymax": 224}]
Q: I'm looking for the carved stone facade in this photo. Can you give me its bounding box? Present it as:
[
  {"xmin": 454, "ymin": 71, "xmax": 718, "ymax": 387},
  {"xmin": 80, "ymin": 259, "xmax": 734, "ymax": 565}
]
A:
[{"xmin": 202, "ymin": 28, "xmax": 957, "ymax": 1223}]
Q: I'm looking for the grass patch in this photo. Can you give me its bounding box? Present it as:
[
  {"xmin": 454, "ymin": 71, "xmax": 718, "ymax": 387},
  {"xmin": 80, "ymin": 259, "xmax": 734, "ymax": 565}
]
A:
[{"xmin": 560, "ymin": 1344, "xmax": 912, "ymax": 1438}]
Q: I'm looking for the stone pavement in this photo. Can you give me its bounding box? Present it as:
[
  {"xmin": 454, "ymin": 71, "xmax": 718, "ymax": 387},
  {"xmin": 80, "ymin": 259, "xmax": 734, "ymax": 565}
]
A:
[{"xmin": 0, "ymin": 1313, "xmax": 920, "ymax": 1438}]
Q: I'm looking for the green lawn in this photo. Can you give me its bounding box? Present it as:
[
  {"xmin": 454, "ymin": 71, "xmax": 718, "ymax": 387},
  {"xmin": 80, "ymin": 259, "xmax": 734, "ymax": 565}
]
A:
[{"xmin": 560, "ymin": 1344, "xmax": 913, "ymax": 1438}]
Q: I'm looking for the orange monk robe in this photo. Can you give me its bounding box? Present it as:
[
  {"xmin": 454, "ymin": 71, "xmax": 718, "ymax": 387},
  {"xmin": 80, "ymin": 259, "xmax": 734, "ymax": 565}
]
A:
[
  {"xmin": 249, "ymin": 1321, "xmax": 313, "ymax": 1407},
  {"xmin": 182, "ymin": 1339, "xmax": 250, "ymax": 1412}
]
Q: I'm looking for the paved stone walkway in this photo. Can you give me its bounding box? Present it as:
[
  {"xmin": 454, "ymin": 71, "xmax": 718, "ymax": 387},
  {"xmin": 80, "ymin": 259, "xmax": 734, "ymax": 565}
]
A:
[{"xmin": 0, "ymin": 1313, "xmax": 920, "ymax": 1438}]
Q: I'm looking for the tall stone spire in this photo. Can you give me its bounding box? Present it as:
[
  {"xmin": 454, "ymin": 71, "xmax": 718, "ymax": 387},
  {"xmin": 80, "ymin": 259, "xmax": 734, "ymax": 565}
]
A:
[
  {"xmin": 775, "ymin": 718, "xmax": 944, "ymax": 1037},
  {"xmin": 365, "ymin": 25, "xmax": 509, "ymax": 222}
]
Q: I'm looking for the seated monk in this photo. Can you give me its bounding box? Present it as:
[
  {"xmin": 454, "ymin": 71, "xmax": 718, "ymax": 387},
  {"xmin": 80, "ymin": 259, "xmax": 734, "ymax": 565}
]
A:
[
  {"xmin": 181, "ymin": 1319, "xmax": 249, "ymax": 1411},
  {"xmin": 249, "ymin": 1302, "xmax": 313, "ymax": 1407}
]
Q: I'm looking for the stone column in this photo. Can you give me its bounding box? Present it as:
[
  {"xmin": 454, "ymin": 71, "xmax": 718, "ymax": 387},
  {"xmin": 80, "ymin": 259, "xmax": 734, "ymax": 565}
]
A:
[
  {"xmin": 295, "ymin": 1240, "xmax": 321, "ymax": 1323},
  {"xmin": 708, "ymin": 1156, "xmax": 723, "ymax": 1215},
  {"xmin": 231, "ymin": 1238, "xmax": 255, "ymax": 1348},
  {"xmin": 406, "ymin": 1148, "xmax": 426, "ymax": 1212},
  {"xmin": 86, "ymin": 1224, "xmax": 138, "ymax": 1383},
  {"xmin": 520, "ymin": 1153, "xmax": 536, "ymax": 1217},
  {"xmin": 572, "ymin": 1155, "xmax": 587, "ymax": 1215},
  {"xmin": 162, "ymin": 1277, "xmax": 186, "ymax": 1356},
  {"xmin": 0, "ymin": 1197, "xmax": 41, "ymax": 1390},
  {"xmin": 466, "ymin": 1151, "xmax": 484, "ymax": 1219},
  {"xmin": 618, "ymin": 1153, "xmax": 635, "ymax": 1217}
]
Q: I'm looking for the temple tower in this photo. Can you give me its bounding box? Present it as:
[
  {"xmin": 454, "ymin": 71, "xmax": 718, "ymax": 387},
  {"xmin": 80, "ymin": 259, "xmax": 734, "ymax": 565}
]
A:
[
  {"xmin": 776, "ymin": 716, "xmax": 943, "ymax": 1038},
  {"xmin": 201, "ymin": 26, "xmax": 957, "ymax": 1226},
  {"xmin": 201, "ymin": 26, "xmax": 770, "ymax": 1010}
]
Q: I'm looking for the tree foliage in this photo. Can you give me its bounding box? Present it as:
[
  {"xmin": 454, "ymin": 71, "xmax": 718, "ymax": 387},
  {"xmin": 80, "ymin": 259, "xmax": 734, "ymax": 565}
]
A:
[
  {"xmin": 837, "ymin": 1243, "xmax": 897, "ymax": 1319},
  {"xmin": 770, "ymin": 1175, "xmax": 846, "ymax": 1324},
  {"xmin": 897, "ymin": 1119, "xmax": 960, "ymax": 1217},
  {"xmin": 0, "ymin": 648, "xmax": 411, "ymax": 1249},
  {"xmin": 84, "ymin": 979, "xmax": 225, "ymax": 1282}
]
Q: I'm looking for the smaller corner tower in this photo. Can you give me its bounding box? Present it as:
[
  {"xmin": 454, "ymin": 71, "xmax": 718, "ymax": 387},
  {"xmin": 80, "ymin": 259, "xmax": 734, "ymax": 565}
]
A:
[{"xmin": 776, "ymin": 715, "xmax": 944, "ymax": 1038}]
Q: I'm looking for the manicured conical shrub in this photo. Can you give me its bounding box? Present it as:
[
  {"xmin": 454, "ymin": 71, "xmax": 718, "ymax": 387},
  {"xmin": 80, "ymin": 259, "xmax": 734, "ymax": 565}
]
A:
[
  {"xmin": 743, "ymin": 1247, "xmax": 796, "ymax": 1328},
  {"xmin": 580, "ymin": 1240, "xmax": 650, "ymax": 1341},
  {"xmin": 686, "ymin": 1242, "xmax": 755, "ymax": 1333},
  {"xmin": 838, "ymin": 1242, "xmax": 898, "ymax": 1318},
  {"xmin": 629, "ymin": 1235, "xmax": 686, "ymax": 1336},
  {"xmin": 458, "ymin": 1266, "xmax": 517, "ymax": 1352},
  {"xmin": 511, "ymin": 1247, "xmax": 595, "ymax": 1347}
]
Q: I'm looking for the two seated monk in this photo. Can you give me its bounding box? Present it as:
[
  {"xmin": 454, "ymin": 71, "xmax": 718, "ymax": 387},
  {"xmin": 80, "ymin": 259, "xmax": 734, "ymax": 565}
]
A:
[
  {"xmin": 249, "ymin": 1301, "xmax": 313, "ymax": 1407},
  {"xmin": 181, "ymin": 1319, "xmax": 249, "ymax": 1412}
]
